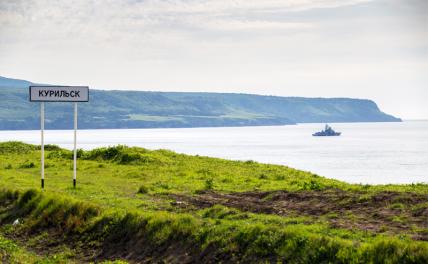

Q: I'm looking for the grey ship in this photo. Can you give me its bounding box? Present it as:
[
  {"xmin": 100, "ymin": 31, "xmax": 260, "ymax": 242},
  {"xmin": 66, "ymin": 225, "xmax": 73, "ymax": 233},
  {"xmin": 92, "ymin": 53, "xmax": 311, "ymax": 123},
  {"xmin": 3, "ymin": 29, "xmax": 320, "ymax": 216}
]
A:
[{"xmin": 312, "ymin": 124, "xmax": 341, "ymax": 136}]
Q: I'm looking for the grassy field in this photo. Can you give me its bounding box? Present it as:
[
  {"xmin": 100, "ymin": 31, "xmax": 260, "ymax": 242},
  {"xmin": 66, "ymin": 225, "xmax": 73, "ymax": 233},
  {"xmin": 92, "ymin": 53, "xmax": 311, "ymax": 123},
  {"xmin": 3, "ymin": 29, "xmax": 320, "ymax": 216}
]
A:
[{"xmin": 0, "ymin": 141, "xmax": 427, "ymax": 263}]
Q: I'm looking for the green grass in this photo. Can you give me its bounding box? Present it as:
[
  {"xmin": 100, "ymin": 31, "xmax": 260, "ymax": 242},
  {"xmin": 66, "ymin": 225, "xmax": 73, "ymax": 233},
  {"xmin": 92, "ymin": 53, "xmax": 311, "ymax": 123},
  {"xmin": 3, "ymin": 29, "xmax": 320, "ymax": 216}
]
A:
[
  {"xmin": 1, "ymin": 143, "xmax": 356, "ymax": 212},
  {"xmin": 0, "ymin": 141, "xmax": 427, "ymax": 263},
  {"xmin": 0, "ymin": 233, "xmax": 80, "ymax": 263},
  {"xmin": 0, "ymin": 234, "xmax": 40, "ymax": 263}
]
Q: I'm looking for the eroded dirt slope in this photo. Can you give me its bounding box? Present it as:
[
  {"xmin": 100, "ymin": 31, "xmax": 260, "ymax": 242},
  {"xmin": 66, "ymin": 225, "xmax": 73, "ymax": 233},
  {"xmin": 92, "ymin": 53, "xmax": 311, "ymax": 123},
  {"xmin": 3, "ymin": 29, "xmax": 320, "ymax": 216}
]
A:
[{"xmin": 169, "ymin": 189, "xmax": 428, "ymax": 240}]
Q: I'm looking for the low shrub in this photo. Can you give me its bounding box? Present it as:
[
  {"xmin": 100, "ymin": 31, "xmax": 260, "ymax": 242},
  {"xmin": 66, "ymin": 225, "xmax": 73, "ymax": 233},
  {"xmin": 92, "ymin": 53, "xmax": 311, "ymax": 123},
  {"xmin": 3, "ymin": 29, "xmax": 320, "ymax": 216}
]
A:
[
  {"xmin": 0, "ymin": 189, "xmax": 19, "ymax": 206},
  {"xmin": 204, "ymin": 178, "xmax": 214, "ymax": 190},
  {"xmin": 137, "ymin": 185, "xmax": 149, "ymax": 194},
  {"xmin": 47, "ymin": 149, "xmax": 84, "ymax": 160},
  {"xmin": 84, "ymin": 145, "xmax": 128, "ymax": 161},
  {"xmin": 47, "ymin": 149, "xmax": 72, "ymax": 159},
  {"xmin": 201, "ymin": 205, "xmax": 239, "ymax": 219},
  {"xmin": 275, "ymin": 175, "xmax": 286, "ymax": 181},
  {"xmin": 42, "ymin": 144, "xmax": 62, "ymax": 151},
  {"xmin": 83, "ymin": 145, "xmax": 169, "ymax": 165},
  {"xmin": 19, "ymin": 161, "xmax": 35, "ymax": 169},
  {"xmin": 0, "ymin": 141, "xmax": 36, "ymax": 154},
  {"xmin": 362, "ymin": 237, "xmax": 428, "ymax": 263},
  {"xmin": 302, "ymin": 180, "xmax": 324, "ymax": 191},
  {"xmin": 259, "ymin": 173, "xmax": 268, "ymax": 180}
]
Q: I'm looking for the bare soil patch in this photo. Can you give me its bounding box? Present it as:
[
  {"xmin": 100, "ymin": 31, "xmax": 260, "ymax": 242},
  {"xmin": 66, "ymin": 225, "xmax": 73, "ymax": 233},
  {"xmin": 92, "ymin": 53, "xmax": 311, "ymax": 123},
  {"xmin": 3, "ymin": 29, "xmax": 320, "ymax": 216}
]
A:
[{"xmin": 169, "ymin": 189, "xmax": 428, "ymax": 240}]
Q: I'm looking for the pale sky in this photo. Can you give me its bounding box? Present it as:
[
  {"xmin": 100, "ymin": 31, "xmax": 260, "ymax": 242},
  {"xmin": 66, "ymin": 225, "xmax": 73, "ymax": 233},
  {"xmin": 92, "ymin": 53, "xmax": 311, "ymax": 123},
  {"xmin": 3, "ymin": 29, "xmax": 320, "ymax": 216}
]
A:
[{"xmin": 0, "ymin": 0, "xmax": 427, "ymax": 119}]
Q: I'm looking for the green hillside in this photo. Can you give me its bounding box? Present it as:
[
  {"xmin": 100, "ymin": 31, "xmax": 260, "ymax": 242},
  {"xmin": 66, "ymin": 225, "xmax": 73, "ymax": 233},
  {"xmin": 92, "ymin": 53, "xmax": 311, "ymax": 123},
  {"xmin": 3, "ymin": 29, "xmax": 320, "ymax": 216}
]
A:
[
  {"xmin": 0, "ymin": 142, "xmax": 426, "ymax": 263},
  {"xmin": 0, "ymin": 76, "xmax": 400, "ymax": 130}
]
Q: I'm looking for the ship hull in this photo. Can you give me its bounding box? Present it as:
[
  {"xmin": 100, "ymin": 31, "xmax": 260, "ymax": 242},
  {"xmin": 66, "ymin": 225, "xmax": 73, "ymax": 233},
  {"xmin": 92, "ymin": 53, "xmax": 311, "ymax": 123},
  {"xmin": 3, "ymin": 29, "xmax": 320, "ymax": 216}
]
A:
[{"xmin": 312, "ymin": 132, "xmax": 341, "ymax": 137}]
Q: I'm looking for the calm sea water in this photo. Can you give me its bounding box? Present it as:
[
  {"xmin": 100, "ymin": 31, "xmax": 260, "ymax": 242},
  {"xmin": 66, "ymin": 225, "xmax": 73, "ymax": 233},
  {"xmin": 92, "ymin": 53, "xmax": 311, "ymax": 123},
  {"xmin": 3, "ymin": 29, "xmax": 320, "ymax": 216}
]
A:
[{"xmin": 1, "ymin": 121, "xmax": 427, "ymax": 185}]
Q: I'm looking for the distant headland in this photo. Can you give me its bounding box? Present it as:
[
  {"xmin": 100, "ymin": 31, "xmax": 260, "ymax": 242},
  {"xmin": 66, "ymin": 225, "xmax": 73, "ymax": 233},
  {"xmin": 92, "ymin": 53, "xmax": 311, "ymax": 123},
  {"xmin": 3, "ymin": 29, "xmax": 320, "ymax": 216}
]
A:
[{"xmin": 0, "ymin": 76, "xmax": 401, "ymax": 130}]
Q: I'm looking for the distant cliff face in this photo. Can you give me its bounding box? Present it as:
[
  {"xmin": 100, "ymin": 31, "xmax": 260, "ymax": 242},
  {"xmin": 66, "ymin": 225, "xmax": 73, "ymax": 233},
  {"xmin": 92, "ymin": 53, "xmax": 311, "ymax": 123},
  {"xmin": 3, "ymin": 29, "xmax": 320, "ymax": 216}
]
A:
[{"xmin": 0, "ymin": 76, "xmax": 401, "ymax": 130}]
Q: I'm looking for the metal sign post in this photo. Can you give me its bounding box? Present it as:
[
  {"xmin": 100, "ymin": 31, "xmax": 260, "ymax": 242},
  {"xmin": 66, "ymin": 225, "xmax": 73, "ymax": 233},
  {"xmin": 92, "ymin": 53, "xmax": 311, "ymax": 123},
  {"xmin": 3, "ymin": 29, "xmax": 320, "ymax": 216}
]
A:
[
  {"xmin": 30, "ymin": 86, "xmax": 89, "ymax": 189},
  {"xmin": 41, "ymin": 102, "xmax": 45, "ymax": 189},
  {"xmin": 73, "ymin": 102, "xmax": 77, "ymax": 188}
]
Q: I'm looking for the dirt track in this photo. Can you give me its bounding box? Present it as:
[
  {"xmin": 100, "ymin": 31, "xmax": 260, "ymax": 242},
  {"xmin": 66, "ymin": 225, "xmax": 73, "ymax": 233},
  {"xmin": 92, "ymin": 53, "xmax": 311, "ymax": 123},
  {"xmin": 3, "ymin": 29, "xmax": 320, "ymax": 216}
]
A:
[{"xmin": 169, "ymin": 189, "xmax": 428, "ymax": 240}]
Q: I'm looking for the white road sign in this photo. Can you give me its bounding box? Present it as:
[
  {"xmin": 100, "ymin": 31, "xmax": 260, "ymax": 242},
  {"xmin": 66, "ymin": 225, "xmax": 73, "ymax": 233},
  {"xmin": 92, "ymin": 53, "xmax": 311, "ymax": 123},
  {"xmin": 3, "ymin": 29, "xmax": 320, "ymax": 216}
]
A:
[
  {"xmin": 29, "ymin": 85, "xmax": 89, "ymax": 189},
  {"xmin": 29, "ymin": 86, "xmax": 89, "ymax": 102}
]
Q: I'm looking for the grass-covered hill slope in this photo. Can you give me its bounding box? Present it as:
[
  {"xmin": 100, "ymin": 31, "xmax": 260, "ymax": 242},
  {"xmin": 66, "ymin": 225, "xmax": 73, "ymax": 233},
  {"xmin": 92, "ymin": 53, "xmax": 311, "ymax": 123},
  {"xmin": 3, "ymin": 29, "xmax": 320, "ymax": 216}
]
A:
[
  {"xmin": 0, "ymin": 141, "xmax": 427, "ymax": 263},
  {"xmin": 0, "ymin": 76, "xmax": 401, "ymax": 130}
]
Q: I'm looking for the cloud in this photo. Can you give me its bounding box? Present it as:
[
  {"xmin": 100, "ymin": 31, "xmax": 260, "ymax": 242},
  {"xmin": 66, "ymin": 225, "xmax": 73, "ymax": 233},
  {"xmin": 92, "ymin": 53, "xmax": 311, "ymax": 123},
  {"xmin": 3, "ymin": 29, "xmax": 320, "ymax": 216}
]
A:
[
  {"xmin": 125, "ymin": 0, "xmax": 373, "ymax": 14},
  {"xmin": 0, "ymin": 0, "xmax": 372, "ymax": 34},
  {"xmin": 0, "ymin": 0, "xmax": 376, "ymax": 55},
  {"xmin": 0, "ymin": 0, "xmax": 427, "ymax": 118}
]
